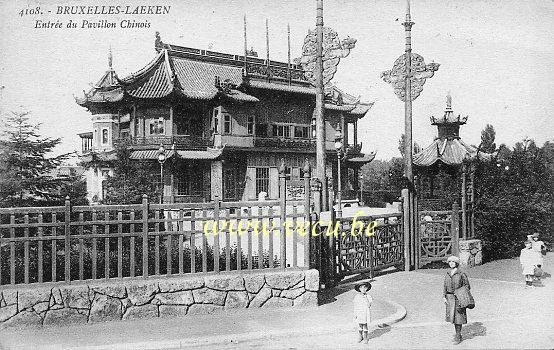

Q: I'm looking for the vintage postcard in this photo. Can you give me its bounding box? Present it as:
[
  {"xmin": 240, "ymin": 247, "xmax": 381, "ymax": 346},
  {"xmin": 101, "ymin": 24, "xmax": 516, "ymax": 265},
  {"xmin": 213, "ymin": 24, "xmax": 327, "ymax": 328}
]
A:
[{"xmin": 0, "ymin": 0, "xmax": 552, "ymax": 349}]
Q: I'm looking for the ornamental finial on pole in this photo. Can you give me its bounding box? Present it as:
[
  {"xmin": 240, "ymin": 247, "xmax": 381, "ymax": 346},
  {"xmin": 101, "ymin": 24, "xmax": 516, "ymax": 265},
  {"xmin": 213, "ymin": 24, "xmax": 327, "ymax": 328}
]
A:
[
  {"xmin": 297, "ymin": 27, "xmax": 356, "ymax": 88},
  {"xmin": 381, "ymin": 54, "xmax": 439, "ymax": 102}
]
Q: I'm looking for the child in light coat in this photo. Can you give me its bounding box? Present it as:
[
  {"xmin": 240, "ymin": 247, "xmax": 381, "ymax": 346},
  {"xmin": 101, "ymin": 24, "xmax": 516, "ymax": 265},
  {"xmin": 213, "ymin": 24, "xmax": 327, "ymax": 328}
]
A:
[
  {"xmin": 353, "ymin": 281, "xmax": 372, "ymax": 343},
  {"xmin": 520, "ymin": 240, "xmax": 536, "ymax": 287}
]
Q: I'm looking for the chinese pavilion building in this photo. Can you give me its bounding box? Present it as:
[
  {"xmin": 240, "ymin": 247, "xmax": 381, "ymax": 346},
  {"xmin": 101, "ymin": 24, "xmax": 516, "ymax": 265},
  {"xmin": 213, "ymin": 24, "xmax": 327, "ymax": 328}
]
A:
[
  {"xmin": 76, "ymin": 32, "xmax": 374, "ymax": 204},
  {"xmin": 413, "ymin": 93, "xmax": 492, "ymax": 238}
]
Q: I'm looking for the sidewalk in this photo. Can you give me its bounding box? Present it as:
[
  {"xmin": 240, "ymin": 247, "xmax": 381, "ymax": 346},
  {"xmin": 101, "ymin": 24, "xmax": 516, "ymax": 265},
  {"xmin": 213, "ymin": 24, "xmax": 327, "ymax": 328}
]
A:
[
  {"xmin": 1, "ymin": 254, "xmax": 552, "ymax": 349},
  {"xmin": 218, "ymin": 253, "xmax": 554, "ymax": 349},
  {"xmin": 0, "ymin": 281, "xmax": 401, "ymax": 350}
]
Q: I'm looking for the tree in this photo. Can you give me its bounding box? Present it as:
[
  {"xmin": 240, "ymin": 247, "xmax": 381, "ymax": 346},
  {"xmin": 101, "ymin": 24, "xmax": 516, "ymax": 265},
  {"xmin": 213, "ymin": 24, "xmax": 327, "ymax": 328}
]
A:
[
  {"xmin": 474, "ymin": 139, "xmax": 553, "ymax": 261},
  {"xmin": 97, "ymin": 141, "xmax": 159, "ymax": 204},
  {"xmin": 398, "ymin": 133, "xmax": 422, "ymax": 158},
  {"xmin": 480, "ymin": 124, "xmax": 496, "ymax": 153},
  {"xmin": 0, "ymin": 111, "xmax": 84, "ymax": 207}
]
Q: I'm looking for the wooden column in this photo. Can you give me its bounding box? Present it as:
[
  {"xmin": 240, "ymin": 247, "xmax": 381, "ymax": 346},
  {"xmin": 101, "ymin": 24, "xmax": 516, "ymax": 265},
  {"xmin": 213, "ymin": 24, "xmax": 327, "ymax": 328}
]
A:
[
  {"xmin": 461, "ymin": 163, "xmax": 467, "ymax": 240},
  {"xmin": 210, "ymin": 160, "xmax": 223, "ymax": 200},
  {"xmin": 353, "ymin": 120, "xmax": 358, "ymax": 146},
  {"xmin": 470, "ymin": 166, "xmax": 475, "ymax": 238},
  {"xmin": 452, "ymin": 202, "xmax": 460, "ymax": 256}
]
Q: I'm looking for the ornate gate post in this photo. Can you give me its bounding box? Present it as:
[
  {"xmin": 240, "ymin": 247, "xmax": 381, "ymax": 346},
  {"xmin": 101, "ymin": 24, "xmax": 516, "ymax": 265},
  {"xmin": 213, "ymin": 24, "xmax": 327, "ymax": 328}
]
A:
[
  {"xmin": 311, "ymin": 177, "xmax": 323, "ymax": 279},
  {"xmin": 402, "ymin": 188, "xmax": 412, "ymax": 270},
  {"xmin": 303, "ymin": 160, "xmax": 312, "ymax": 268},
  {"xmin": 451, "ymin": 202, "xmax": 460, "ymax": 256}
]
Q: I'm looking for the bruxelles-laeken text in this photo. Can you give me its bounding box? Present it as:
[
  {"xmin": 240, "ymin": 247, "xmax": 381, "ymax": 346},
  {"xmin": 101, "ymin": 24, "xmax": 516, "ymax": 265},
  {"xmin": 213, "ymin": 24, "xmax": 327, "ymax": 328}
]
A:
[{"xmin": 56, "ymin": 5, "xmax": 171, "ymax": 15}]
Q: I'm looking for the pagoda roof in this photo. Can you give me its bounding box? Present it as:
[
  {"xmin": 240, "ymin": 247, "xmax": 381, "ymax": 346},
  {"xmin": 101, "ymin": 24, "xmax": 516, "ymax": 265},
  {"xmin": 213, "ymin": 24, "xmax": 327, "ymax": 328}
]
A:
[
  {"xmin": 76, "ymin": 36, "xmax": 372, "ymax": 117},
  {"xmin": 413, "ymin": 138, "xmax": 492, "ymax": 167}
]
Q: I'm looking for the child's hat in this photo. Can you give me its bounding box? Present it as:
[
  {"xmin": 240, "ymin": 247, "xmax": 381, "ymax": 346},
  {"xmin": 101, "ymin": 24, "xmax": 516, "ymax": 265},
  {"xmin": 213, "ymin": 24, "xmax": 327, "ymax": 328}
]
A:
[
  {"xmin": 532, "ymin": 232, "xmax": 540, "ymax": 238},
  {"xmin": 354, "ymin": 281, "xmax": 372, "ymax": 292}
]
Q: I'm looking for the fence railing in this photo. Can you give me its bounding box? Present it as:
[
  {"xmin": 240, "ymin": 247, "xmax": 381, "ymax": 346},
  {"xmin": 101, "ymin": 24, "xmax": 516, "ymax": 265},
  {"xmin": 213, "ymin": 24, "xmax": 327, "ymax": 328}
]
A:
[
  {"xmin": 332, "ymin": 213, "xmax": 404, "ymax": 278},
  {"xmin": 0, "ymin": 166, "xmax": 313, "ymax": 286},
  {"xmin": 417, "ymin": 203, "xmax": 460, "ymax": 266}
]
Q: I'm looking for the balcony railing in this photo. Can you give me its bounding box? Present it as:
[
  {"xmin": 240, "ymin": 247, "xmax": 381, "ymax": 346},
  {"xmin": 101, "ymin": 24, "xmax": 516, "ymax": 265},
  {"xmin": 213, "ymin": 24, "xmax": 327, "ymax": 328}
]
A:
[
  {"xmin": 253, "ymin": 137, "xmax": 315, "ymax": 151},
  {"xmin": 115, "ymin": 135, "xmax": 212, "ymax": 150}
]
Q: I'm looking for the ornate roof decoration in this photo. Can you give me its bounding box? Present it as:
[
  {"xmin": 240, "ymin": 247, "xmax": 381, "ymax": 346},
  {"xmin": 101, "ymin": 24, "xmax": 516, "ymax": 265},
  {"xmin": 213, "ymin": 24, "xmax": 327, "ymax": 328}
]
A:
[
  {"xmin": 413, "ymin": 138, "xmax": 492, "ymax": 167},
  {"xmin": 430, "ymin": 93, "xmax": 468, "ymax": 126},
  {"xmin": 76, "ymin": 33, "xmax": 371, "ymax": 117},
  {"xmin": 75, "ymin": 48, "xmax": 123, "ymax": 106},
  {"xmin": 414, "ymin": 93, "xmax": 493, "ymax": 167}
]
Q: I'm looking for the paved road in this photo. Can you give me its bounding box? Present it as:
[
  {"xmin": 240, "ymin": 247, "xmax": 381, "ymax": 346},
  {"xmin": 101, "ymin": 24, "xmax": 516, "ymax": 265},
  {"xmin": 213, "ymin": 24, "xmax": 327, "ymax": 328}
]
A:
[
  {"xmin": 1, "ymin": 254, "xmax": 552, "ymax": 349},
  {"xmin": 191, "ymin": 254, "xmax": 554, "ymax": 349}
]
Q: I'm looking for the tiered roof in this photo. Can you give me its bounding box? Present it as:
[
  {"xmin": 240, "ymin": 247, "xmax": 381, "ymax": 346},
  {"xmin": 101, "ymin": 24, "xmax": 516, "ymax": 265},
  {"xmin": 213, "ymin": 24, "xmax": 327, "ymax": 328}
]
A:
[
  {"xmin": 76, "ymin": 33, "xmax": 373, "ymax": 117},
  {"xmin": 413, "ymin": 94, "xmax": 492, "ymax": 167}
]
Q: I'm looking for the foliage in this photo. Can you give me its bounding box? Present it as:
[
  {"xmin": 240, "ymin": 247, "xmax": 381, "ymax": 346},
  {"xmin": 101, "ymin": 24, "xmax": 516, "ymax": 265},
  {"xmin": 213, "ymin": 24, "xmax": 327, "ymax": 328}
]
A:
[
  {"xmin": 0, "ymin": 111, "xmax": 87, "ymax": 207},
  {"xmin": 479, "ymin": 124, "xmax": 496, "ymax": 153},
  {"xmin": 398, "ymin": 133, "xmax": 421, "ymax": 158},
  {"xmin": 93, "ymin": 141, "xmax": 159, "ymax": 204},
  {"xmin": 360, "ymin": 157, "xmax": 404, "ymax": 206},
  {"xmin": 474, "ymin": 139, "xmax": 553, "ymax": 262}
]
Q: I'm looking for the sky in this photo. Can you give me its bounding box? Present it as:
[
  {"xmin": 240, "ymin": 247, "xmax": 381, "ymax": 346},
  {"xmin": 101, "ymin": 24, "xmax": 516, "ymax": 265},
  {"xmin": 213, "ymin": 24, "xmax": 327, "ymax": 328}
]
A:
[{"xmin": 1, "ymin": 0, "xmax": 553, "ymax": 161}]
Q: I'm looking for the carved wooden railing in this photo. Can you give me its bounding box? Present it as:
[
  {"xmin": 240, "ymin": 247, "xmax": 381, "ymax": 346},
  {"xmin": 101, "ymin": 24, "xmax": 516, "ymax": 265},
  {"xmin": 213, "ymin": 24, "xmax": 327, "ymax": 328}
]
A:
[
  {"xmin": 115, "ymin": 135, "xmax": 212, "ymax": 150},
  {"xmin": 253, "ymin": 137, "xmax": 315, "ymax": 151}
]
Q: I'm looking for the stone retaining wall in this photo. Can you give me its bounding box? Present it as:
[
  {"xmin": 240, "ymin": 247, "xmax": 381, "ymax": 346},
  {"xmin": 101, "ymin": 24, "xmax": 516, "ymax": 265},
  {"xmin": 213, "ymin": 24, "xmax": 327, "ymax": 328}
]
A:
[{"xmin": 0, "ymin": 269, "xmax": 319, "ymax": 329}]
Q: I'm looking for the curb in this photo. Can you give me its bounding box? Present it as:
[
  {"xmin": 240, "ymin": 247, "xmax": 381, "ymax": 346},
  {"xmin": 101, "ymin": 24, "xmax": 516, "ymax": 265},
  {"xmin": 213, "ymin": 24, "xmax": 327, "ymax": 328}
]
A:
[{"xmin": 65, "ymin": 298, "xmax": 407, "ymax": 350}]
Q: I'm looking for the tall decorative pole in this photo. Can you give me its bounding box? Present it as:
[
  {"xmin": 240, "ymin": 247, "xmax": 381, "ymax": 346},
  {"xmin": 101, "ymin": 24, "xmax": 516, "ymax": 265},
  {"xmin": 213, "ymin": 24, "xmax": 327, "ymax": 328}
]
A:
[
  {"xmin": 315, "ymin": 0, "xmax": 326, "ymax": 209},
  {"xmin": 243, "ymin": 15, "xmax": 248, "ymax": 74},
  {"xmin": 287, "ymin": 23, "xmax": 292, "ymax": 85},
  {"xmin": 382, "ymin": 0, "xmax": 439, "ymax": 269},
  {"xmin": 298, "ymin": 0, "xmax": 356, "ymax": 211},
  {"xmin": 266, "ymin": 19, "xmax": 270, "ymax": 80}
]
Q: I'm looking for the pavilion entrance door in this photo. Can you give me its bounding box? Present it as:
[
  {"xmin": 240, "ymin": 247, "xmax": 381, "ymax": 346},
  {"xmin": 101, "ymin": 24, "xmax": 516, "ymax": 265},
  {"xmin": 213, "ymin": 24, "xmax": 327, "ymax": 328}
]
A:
[{"xmin": 417, "ymin": 203, "xmax": 460, "ymax": 268}]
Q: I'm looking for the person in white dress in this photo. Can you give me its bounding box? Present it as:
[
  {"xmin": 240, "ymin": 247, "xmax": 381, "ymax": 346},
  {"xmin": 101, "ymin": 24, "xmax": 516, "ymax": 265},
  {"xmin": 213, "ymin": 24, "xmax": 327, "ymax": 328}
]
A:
[
  {"xmin": 353, "ymin": 281, "xmax": 373, "ymax": 343},
  {"xmin": 520, "ymin": 240, "xmax": 536, "ymax": 288}
]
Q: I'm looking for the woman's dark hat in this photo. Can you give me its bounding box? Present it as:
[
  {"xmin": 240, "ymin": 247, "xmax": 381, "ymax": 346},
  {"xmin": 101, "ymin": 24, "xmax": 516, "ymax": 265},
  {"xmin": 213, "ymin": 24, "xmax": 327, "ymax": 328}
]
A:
[{"xmin": 354, "ymin": 281, "xmax": 372, "ymax": 292}]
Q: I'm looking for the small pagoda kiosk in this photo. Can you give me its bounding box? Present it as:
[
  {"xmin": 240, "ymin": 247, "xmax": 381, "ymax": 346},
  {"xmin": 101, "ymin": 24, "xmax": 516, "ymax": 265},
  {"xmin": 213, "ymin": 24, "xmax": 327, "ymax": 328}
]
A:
[{"xmin": 413, "ymin": 93, "xmax": 492, "ymax": 239}]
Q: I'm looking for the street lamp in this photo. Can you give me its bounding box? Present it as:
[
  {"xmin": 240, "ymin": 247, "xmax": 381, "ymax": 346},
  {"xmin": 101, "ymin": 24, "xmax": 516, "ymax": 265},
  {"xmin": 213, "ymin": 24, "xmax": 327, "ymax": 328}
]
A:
[
  {"xmin": 157, "ymin": 144, "xmax": 167, "ymax": 204},
  {"xmin": 334, "ymin": 123, "xmax": 343, "ymax": 218}
]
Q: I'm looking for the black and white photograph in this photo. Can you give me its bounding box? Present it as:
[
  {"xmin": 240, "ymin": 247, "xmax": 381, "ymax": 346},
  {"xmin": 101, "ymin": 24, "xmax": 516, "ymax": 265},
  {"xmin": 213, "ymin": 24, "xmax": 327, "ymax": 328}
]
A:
[{"xmin": 0, "ymin": 0, "xmax": 552, "ymax": 349}]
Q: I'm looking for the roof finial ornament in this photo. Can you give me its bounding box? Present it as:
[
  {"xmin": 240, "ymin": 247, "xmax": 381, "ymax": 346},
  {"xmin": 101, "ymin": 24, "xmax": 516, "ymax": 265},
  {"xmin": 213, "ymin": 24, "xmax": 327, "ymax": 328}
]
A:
[
  {"xmin": 155, "ymin": 31, "xmax": 163, "ymax": 48},
  {"xmin": 108, "ymin": 45, "xmax": 113, "ymax": 70},
  {"xmin": 446, "ymin": 91, "xmax": 452, "ymax": 109}
]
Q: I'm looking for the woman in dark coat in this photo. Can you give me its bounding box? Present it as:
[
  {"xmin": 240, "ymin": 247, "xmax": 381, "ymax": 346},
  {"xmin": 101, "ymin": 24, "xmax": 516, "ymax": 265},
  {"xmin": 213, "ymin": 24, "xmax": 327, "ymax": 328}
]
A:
[{"xmin": 444, "ymin": 255, "xmax": 471, "ymax": 344}]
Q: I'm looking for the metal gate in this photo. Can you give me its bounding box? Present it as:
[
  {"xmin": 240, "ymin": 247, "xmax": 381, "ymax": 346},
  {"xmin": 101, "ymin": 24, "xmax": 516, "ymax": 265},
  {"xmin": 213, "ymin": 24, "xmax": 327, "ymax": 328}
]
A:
[
  {"xmin": 417, "ymin": 203, "xmax": 460, "ymax": 267},
  {"xmin": 322, "ymin": 212, "xmax": 404, "ymax": 282}
]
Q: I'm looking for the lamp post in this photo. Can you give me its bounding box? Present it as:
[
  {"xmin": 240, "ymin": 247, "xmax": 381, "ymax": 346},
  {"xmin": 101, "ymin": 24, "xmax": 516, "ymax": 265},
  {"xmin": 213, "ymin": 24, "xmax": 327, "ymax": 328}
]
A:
[
  {"xmin": 157, "ymin": 144, "xmax": 167, "ymax": 204},
  {"xmin": 334, "ymin": 123, "xmax": 343, "ymax": 218}
]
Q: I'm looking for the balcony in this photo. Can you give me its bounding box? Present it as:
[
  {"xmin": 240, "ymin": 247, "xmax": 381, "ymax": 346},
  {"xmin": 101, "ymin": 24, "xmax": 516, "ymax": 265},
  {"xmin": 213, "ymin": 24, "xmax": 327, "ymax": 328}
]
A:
[
  {"xmin": 115, "ymin": 135, "xmax": 212, "ymax": 150},
  {"xmin": 253, "ymin": 137, "xmax": 315, "ymax": 151}
]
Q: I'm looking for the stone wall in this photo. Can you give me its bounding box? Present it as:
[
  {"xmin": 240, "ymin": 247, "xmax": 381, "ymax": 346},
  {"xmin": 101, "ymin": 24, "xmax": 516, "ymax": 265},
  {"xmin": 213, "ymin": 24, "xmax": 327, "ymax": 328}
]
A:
[
  {"xmin": 459, "ymin": 239, "xmax": 483, "ymax": 267},
  {"xmin": 0, "ymin": 269, "xmax": 319, "ymax": 329}
]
